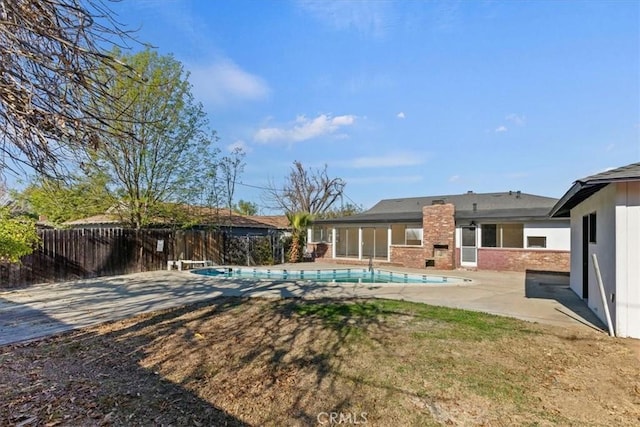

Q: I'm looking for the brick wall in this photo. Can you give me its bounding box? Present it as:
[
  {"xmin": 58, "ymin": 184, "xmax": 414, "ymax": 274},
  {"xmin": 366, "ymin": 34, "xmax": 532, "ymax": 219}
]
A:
[
  {"xmin": 308, "ymin": 242, "xmax": 332, "ymax": 259},
  {"xmin": 387, "ymin": 203, "xmax": 456, "ymax": 270},
  {"xmin": 389, "ymin": 246, "xmax": 425, "ymax": 269},
  {"xmin": 422, "ymin": 204, "xmax": 455, "ymax": 269},
  {"xmin": 477, "ymin": 248, "xmax": 570, "ymax": 272}
]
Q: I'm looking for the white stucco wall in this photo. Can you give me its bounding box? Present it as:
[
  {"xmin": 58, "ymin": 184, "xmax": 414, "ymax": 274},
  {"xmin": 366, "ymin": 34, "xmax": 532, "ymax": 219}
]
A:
[
  {"xmin": 454, "ymin": 220, "xmax": 570, "ymax": 250},
  {"xmin": 569, "ymin": 184, "xmax": 619, "ymax": 335},
  {"xmin": 523, "ymin": 221, "xmax": 570, "ymax": 250},
  {"xmin": 614, "ymin": 181, "xmax": 640, "ymax": 338}
]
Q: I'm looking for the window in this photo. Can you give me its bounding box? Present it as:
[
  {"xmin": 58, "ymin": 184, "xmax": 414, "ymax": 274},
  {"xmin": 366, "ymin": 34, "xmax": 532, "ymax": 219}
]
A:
[
  {"xmin": 527, "ymin": 236, "xmax": 547, "ymax": 248},
  {"xmin": 481, "ymin": 224, "xmax": 497, "ymax": 247},
  {"xmin": 311, "ymin": 226, "xmax": 331, "ymax": 243},
  {"xmin": 405, "ymin": 227, "xmax": 423, "ymax": 245},
  {"xmin": 335, "ymin": 227, "xmax": 358, "ymax": 257},
  {"xmin": 502, "ymin": 224, "xmax": 524, "ymax": 248},
  {"xmin": 589, "ymin": 212, "xmax": 597, "ymax": 243},
  {"xmin": 480, "ymin": 223, "xmax": 524, "ymax": 248},
  {"xmin": 461, "ymin": 227, "xmax": 476, "ymax": 247},
  {"xmin": 391, "ymin": 224, "xmax": 422, "ymax": 246}
]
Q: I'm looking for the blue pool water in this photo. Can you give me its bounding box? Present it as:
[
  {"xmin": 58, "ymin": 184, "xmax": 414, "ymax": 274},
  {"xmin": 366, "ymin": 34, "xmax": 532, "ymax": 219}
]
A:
[{"xmin": 192, "ymin": 267, "xmax": 469, "ymax": 284}]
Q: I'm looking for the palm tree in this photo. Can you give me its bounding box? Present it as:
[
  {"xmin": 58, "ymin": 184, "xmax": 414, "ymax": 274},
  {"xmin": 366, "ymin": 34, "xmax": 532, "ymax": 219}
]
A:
[{"xmin": 286, "ymin": 211, "xmax": 314, "ymax": 263}]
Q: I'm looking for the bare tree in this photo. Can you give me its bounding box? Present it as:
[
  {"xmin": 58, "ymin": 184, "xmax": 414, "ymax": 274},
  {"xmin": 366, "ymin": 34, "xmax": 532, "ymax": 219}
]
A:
[
  {"xmin": 0, "ymin": 0, "xmax": 137, "ymax": 176},
  {"xmin": 219, "ymin": 147, "xmax": 245, "ymax": 212},
  {"xmin": 0, "ymin": 177, "xmax": 8, "ymax": 206},
  {"xmin": 265, "ymin": 161, "xmax": 345, "ymax": 215}
]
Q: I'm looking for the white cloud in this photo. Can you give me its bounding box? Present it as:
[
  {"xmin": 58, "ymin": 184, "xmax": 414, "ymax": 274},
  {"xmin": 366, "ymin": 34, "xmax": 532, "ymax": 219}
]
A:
[
  {"xmin": 492, "ymin": 113, "xmax": 524, "ymax": 134},
  {"xmin": 331, "ymin": 115, "xmax": 356, "ymax": 126},
  {"xmin": 297, "ymin": 0, "xmax": 392, "ymax": 38},
  {"xmin": 254, "ymin": 114, "xmax": 356, "ymax": 143},
  {"xmin": 226, "ymin": 139, "xmax": 252, "ymax": 153},
  {"xmin": 449, "ymin": 175, "xmax": 460, "ymax": 182},
  {"xmin": 505, "ymin": 113, "xmax": 526, "ymax": 126},
  {"xmin": 188, "ymin": 59, "xmax": 270, "ymax": 106},
  {"xmin": 396, "ymin": 112, "xmax": 406, "ymax": 119}
]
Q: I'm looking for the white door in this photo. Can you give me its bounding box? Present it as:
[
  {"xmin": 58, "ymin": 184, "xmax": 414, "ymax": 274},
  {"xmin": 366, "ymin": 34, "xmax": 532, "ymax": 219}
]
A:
[{"xmin": 460, "ymin": 226, "xmax": 477, "ymax": 267}]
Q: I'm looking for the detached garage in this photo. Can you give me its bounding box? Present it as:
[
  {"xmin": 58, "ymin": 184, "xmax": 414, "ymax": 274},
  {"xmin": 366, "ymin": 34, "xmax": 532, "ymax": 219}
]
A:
[{"xmin": 550, "ymin": 163, "xmax": 640, "ymax": 339}]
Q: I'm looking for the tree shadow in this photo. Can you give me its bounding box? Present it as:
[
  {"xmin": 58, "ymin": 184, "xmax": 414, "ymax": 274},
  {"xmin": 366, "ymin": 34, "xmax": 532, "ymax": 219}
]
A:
[
  {"xmin": 0, "ymin": 298, "xmax": 251, "ymax": 425},
  {"xmin": 0, "ymin": 272, "xmax": 356, "ymax": 349},
  {"xmin": 84, "ymin": 295, "xmax": 410, "ymax": 425},
  {"xmin": 0, "ymin": 297, "xmax": 72, "ymax": 345}
]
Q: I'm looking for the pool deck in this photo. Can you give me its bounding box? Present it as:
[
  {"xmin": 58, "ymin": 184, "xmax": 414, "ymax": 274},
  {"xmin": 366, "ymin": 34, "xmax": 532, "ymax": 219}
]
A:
[{"xmin": 0, "ymin": 263, "xmax": 606, "ymax": 346}]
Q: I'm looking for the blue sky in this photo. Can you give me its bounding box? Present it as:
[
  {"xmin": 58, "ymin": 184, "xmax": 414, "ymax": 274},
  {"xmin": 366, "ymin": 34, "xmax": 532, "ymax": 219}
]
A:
[{"xmin": 109, "ymin": 0, "xmax": 639, "ymax": 213}]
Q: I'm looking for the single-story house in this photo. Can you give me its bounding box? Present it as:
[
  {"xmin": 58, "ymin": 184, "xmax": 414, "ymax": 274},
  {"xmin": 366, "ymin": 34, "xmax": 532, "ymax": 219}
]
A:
[
  {"xmin": 550, "ymin": 163, "xmax": 640, "ymax": 339},
  {"xmin": 310, "ymin": 191, "xmax": 570, "ymax": 272},
  {"xmin": 64, "ymin": 205, "xmax": 289, "ymax": 236}
]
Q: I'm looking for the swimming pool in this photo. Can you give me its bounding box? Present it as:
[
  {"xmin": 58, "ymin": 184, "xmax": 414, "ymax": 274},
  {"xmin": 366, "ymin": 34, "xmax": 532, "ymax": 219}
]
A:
[{"xmin": 192, "ymin": 267, "xmax": 470, "ymax": 285}]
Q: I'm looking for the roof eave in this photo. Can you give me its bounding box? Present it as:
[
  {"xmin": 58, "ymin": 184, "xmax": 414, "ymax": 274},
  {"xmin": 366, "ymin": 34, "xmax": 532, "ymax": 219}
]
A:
[
  {"xmin": 455, "ymin": 214, "xmax": 563, "ymax": 222},
  {"xmin": 581, "ymin": 176, "xmax": 640, "ymax": 186},
  {"xmin": 549, "ymin": 182, "xmax": 609, "ymax": 218}
]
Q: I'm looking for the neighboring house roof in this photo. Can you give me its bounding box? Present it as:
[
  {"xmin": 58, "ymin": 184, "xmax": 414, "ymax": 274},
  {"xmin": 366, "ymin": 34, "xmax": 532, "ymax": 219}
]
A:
[
  {"xmin": 248, "ymin": 215, "xmax": 290, "ymax": 229},
  {"xmin": 314, "ymin": 191, "xmax": 561, "ymax": 225},
  {"xmin": 550, "ymin": 163, "xmax": 640, "ymax": 218},
  {"xmin": 216, "ymin": 213, "xmax": 288, "ymax": 230},
  {"xmin": 64, "ymin": 214, "xmax": 122, "ymax": 227},
  {"xmin": 63, "ymin": 206, "xmax": 289, "ymax": 231}
]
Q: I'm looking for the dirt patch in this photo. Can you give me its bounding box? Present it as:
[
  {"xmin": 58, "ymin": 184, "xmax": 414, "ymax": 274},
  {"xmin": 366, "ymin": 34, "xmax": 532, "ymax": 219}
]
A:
[{"xmin": 1, "ymin": 297, "xmax": 639, "ymax": 426}]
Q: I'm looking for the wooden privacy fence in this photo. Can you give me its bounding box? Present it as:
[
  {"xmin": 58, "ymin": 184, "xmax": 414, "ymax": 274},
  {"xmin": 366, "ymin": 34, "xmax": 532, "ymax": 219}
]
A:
[{"xmin": 0, "ymin": 228, "xmax": 225, "ymax": 288}]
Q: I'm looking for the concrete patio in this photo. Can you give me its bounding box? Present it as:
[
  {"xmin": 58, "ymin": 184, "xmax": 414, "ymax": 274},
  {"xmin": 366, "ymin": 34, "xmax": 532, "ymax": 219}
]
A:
[{"xmin": 0, "ymin": 263, "xmax": 606, "ymax": 346}]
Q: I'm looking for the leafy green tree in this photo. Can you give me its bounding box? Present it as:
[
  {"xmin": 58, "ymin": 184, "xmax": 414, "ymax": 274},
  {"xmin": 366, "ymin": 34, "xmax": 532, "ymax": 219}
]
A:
[
  {"xmin": 0, "ymin": 207, "xmax": 39, "ymax": 263},
  {"xmin": 286, "ymin": 211, "xmax": 314, "ymax": 263},
  {"xmin": 18, "ymin": 174, "xmax": 114, "ymax": 225},
  {"xmin": 236, "ymin": 199, "xmax": 258, "ymax": 216},
  {"xmin": 87, "ymin": 49, "xmax": 218, "ymax": 229},
  {"xmin": 320, "ymin": 202, "xmax": 363, "ymax": 219}
]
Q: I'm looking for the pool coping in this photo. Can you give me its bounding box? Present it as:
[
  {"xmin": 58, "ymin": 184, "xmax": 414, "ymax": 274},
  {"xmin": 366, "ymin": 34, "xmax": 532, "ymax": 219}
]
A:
[{"xmin": 190, "ymin": 265, "xmax": 474, "ymax": 286}]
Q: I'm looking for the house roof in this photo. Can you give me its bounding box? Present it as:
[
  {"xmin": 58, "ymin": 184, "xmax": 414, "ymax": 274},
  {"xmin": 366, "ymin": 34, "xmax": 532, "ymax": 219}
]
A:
[
  {"xmin": 216, "ymin": 213, "xmax": 289, "ymax": 229},
  {"xmin": 63, "ymin": 205, "xmax": 289, "ymax": 230},
  {"xmin": 247, "ymin": 215, "xmax": 290, "ymax": 229},
  {"xmin": 314, "ymin": 191, "xmax": 560, "ymax": 224},
  {"xmin": 550, "ymin": 163, "xmax": 640, "ymax": 218},
  {"xmin": 64, "ymin": 214, "xmax": 122, "ymax": 226}
]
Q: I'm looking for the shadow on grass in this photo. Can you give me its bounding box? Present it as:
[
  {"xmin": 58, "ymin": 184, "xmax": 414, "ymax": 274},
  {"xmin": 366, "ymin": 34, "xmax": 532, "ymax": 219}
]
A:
[
  {"xmin": 77, "ymin": 296, "xmax": 401, "ymax": 426},
  {"xmin": 0, "ymin": 298, "xmax": 251, "ymax": 426},
  {"xmin": 1, "ymin": 293, "xmax": 624, "ymax": 426},
  {"xmin": 86, "ymin": 296, "xmax": 549, "ymax": 425}
]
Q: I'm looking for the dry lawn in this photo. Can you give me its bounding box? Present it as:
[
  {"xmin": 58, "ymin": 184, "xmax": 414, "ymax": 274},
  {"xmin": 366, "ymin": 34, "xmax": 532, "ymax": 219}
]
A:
[{"xmin": 1, "ymin": 297, "xmax": 639, "ymax": 426}]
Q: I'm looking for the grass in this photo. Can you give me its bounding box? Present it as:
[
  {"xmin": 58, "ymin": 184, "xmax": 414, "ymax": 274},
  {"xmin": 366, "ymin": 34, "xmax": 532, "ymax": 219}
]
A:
[
  {"xmin": 1, "ymin": 297, "xmax": 639, "ymax": 426},
  {"xmin": 293, "ymin": 300, "xmax": 537, "ymax": 406}
]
